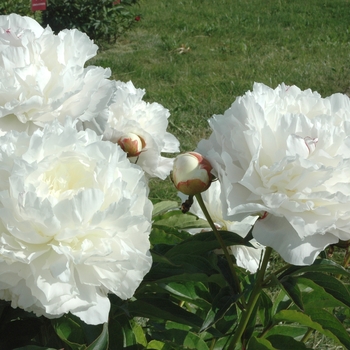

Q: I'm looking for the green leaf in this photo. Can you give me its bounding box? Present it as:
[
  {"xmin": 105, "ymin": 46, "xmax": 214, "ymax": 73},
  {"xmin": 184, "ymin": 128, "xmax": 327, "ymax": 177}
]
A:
[
  {"xmin": 131, "ymin": 320, "xmax": 148, "ymax": 347},
  {"xmin": 279, "ymin": 276, "xmax": 304, "ymax": 311},
  {"xmin": 183, "ymin": 331, "xmax": 210, "ymax": 350},
  {"xmin": 298, "ymin": 272, "xmax": 350, "ymax": 308},
  {"xmin": 273, "ymin": 309, "xmax": 347, "ymax": 347},
  {"xmin": 302, "ymin": 307, "xmax": 350, "ymax": 349},
  {"xmin": 263, "ymin": 324, "xmax": 307, "ymax": 339},
  {"xmin": 146, "ymin": 252, "xmax": 217, "ymax": 282},
  {"xmin": 154, "ymin": 211, "xmax": 210, "ymax": 230},
  {"xmin": 86, "ymin": 322, "xmax": 109, "ymax": 350},
  {"xmin": 146, "ymin": 340, "xmax": 165, "ymax": 349},
  {"xmin": 297, "ymin": 277, "xmax": 346, "ymax": 309},
  {"xmin": 258, "ymin": 291, "xmax": 273, "ymax": 328},
  {"xmin": 152, "ymin": 201, "xmax": 179, "ymax": 217},
  {"xmin": 150, "ymin": 227, "xmax": 187, "ymax": 245},
  {"xmin": 52, "ymin": 315, "xmax": 85, "ymax": 350},
  {"xmin": 247, "ymin": 336, "xmax": 276, "ymax": 350},
  {"xmin": 165, "ymin": 231, "xmax": 252, "ymax": 258},
  {"xmin": 201, "ymin": 286, "xmax": 238, "ymax": 332},
  {"xmin": 288, "ymin": 258, "xmax": 350, "ymax": 278},
  {"xmin": 160, "ymin": 281, "xmax": 211, "ymax": 308},
  {"xmin": 271, "ymin": 289, "xmax": 293, "ymax": 316},
  {"xmin": 266, "ymin": 335, "xmax": 308, "ymax": 349},
  {"xmin": 128, "ymin": 297, "xmax": 203, "ymax": 329}
]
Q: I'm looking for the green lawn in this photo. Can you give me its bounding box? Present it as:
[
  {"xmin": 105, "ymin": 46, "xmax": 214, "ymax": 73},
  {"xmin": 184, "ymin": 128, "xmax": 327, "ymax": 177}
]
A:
[{"xmin": 89, "ymin": 0, "xmax": 350, "ymax": 202}]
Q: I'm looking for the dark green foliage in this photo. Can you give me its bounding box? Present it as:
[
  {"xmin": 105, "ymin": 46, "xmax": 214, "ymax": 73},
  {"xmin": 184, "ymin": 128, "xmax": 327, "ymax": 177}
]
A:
[
  {"xmin": 41, "ymin": 0, "xmax": 138, "ymax": 42},
  {"xmin": 0, "ymin": 0, "xmax": 32, "ymax": 16}
]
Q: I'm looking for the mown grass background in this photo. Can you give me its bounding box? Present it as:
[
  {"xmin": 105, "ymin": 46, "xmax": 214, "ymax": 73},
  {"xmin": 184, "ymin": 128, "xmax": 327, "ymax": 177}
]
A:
[{"xmin": 89, "ymin": 0, "xmax": 350, "ymax": 203}]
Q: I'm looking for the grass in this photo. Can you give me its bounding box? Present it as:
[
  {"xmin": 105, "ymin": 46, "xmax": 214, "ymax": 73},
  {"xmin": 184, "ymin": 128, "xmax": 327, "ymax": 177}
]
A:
[{"xmin": 89, "ymin": 0, "xmax": 350, "ymax": 202}]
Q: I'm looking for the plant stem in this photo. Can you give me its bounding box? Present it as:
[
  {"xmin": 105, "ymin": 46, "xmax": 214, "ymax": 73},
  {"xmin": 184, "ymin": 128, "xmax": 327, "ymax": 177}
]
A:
[
  {"xmin": 227, "ymin": 246, "xmax": 273, "ymax": 350},
  {"xmin": 262, "ymin": 263, "xmax": 291, "ymax": 286},
  {"xmin": 209, "ymin": 338, "xmax": 216, "ymax": 350},
  {"xmin": 195, "ymin": 193, "xmax": 242, "ymax": 294},
  {"xmin": 301, "ymin": 328, "xmax": 313, "ymax": 344}
]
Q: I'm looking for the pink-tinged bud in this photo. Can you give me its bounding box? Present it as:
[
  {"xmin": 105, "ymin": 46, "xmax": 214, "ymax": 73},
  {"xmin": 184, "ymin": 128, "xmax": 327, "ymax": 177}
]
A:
[
  {"xmin": 118, "ymin": 133, "xmax": 145, "ymax": 157},
  {"xmin": 172, "ymin": 152, "xmax": 213, "ymax": 195}
]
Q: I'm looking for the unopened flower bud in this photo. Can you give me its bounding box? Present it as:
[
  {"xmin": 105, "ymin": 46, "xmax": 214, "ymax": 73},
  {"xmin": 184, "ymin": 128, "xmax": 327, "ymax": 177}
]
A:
[
  {"xmin": 172, "ymin": 152, "xmax": 213, "ymax": 195},
  {"xmin": 118, "ymin": 133, "xmax": 144, "ymax": 157}
]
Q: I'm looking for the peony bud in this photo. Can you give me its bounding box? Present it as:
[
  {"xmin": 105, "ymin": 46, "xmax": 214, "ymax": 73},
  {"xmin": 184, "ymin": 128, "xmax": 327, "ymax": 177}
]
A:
[
  {"xmin": 172, "ymin": 152, "xmax": 213, "ymax": 195},
  {"xmin": 118, "ymin": 133, "xmax": 145, "ymax": 157}
]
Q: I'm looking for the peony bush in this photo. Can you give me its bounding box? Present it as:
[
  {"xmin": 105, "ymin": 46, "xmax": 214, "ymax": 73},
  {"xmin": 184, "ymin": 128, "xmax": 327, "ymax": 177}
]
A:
[{"xmin": 0, "ymin": 13, "xmax": 349, "ymax": 350}]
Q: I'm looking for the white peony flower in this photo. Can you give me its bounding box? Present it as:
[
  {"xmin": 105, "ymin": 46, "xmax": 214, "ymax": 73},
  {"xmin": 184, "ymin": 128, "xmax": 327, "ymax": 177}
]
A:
[
  {"xmin": 197, "ymin": 83, "xmax": 350, "ymax": 266},
  {"xmin": 0, "ymin": 14, "xmax": 115, "ymax": 135},
  {"xmin": 0, "ymin": 119, "xmax": 152, "ymax": 324},
  {"xmin": 179, "ymin": 181, "xmax": 262, "ymax": 273},
  {"xmin": 102, "ymin": 80, "xmax": 180, "ymax": 179}
]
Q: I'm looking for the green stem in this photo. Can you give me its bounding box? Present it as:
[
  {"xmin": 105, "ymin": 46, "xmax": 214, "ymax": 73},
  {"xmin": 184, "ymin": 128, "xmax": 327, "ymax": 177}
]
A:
[
  {"xmin": 227, "ymin": 246, "xmax": 273, "ymax": 350},
  {"xmin": 301, "ymin": 328, "xmax": 313, "ymax": 344},
  {"xmin": 262, "ymin": 263, "xmax": 291, "ymax": 286},
  {"xmin": 195, "ymin": 193, "xmax": 241, "ymax": 294}
]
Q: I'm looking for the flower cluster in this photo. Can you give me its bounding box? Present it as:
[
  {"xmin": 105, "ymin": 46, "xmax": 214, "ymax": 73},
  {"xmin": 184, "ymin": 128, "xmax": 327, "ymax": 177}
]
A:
[
  {"xmin": 0, "ymin": 14, "xmax": 178, "ymax": 180},
  {"xmin": 0, "ymin": 14, "xmax": 180, "ymax": 324},
  {"xmin": 3, "ymin": 10, "xmax": 350, "ymax": 333}
]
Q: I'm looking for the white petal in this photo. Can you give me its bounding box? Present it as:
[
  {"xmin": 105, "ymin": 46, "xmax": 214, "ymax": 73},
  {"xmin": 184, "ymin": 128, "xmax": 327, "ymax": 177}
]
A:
[{"xmin": 253, "ymin": 215, "xmax": 338, "ymax": 265}]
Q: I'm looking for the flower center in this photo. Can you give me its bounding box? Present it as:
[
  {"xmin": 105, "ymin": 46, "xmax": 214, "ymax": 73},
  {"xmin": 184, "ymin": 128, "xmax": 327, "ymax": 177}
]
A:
[{"xmin": 40, "ymin": 154, "xmax": 95, "ymax": 199}]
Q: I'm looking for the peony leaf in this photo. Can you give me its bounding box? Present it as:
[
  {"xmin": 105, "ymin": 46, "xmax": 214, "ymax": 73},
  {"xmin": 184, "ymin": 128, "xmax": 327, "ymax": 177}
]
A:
[
  {"xmin": 107, "ymin": 317, "xmax": 129, "ymax": 349},
  {"xmin": 161, "ymin": 281, "xmax": 211, "ymax": 305},
  {"xmin": 266, "ymin": 335, "xmax": 308, "ymax": 349},
  {"xmin": 279, "ymin": 276, "xmax": 304, "ymax": 311},
  {"xmin": 128, "ymin": 296, "xmax": 203, "ymax": 329},
  {"xmin": 271, "ymin": 289, "xmax": 293, "ymax": 316},
  {"xmin": 297, "ymin": 277, "xmax": 347, "ymax": 309},
  {"xmin": 302, "ymin": 307, "xmax": 350, "ymax": 349},
  {"xmin": 273, "ymin": 309, "xmax": 347, "ymax": 347},
  {"xmin": 298, "ymin": 272, "xmax": 350, "ymax": 308},
  {"xmin": 52, "ymin": 315, "xmax": 85, "ymax": 350},
  {"xmin": 154, "ymin": 210, "xmax": 210, "ymax": 230},
  {"xmin": 152, "ymin": 200, "xmax": 179, "ymax": 217},
  {"xmin": 258, "ymin": 291, "xmax": 273, "ymax": 328},
  {"xmin": 85, "ymin": 322, "xmax": 109, "ymax": 350},
  {"xmin": 145, "ymin": 253, "xmax": 216, "ymax": 283},
  {"xmin": 131, "ymin": 320, "xmax": 148, "ymax": 347},
  {"xmin": 200, "ymin": 286, "xmax": 238, "ymax": 332},
  {"xmin": 159, "ymin": 281, "xmax": 211, "ymax": 308},
  {"xmin": 146, "ymin": 340, "xmax": 166, "ymax": 349},
  {"xmin": 247, "ymin": 336, "xmax": 276, "ymax": 350},
  {"xmin": 263, "ymin": 324, "xmax": 307, "ymax": 339},
  {"xmin": 165, "ymin": 230, "xmax": 251, "ymax": 258},
  {"xmin": 183, "ymin": 331, "xmax": 210, "ymax": 350},
  {"xmin": 286, "ymin": 258, "xmax": 350, "ymax": 278},
  {"xmin": 118, "ymin": 319, "xmax": 142, "ymax": 348},
  {"xmin": 150, "ymin": 227, "xmax": 188, "ymax": 245}
]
